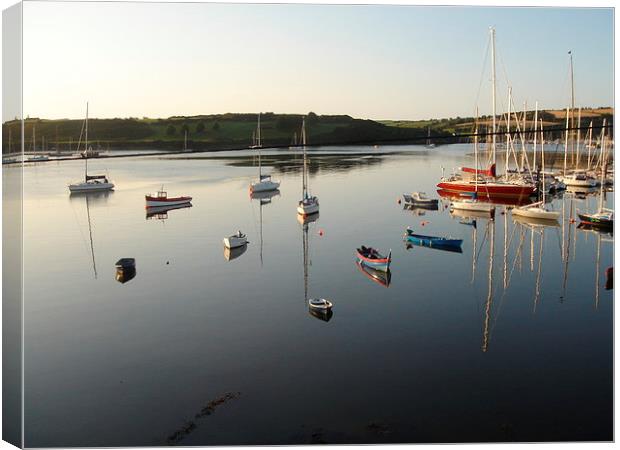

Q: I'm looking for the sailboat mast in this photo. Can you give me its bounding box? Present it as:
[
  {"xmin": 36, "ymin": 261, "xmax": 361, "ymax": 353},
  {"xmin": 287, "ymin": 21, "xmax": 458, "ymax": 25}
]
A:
[
  {"xmin": 257, "ymin": 113, "xmax": 261, "ymax": 147},
  {"xmin": 85, "ymin": 102, "xmax": 89, "ymax": 180},
  {"xmin": 576, "ymin": 108, "xmax": 582, "ymax": 170},
  {"xmin": 533, "ymin": 101, "xmax": 538, "ymax": 171},
  {"xmin": 587, "ymin": 121, "xmax": 593, "ymax": 171},
  {"xmin": 563, "ymin": 107, "xmax": 569, "ymax": 176},
  {"xmin": 505, "ymin": 87, "xmax": 511, "ymax": 178},
  {"xmin": 474, "ymin": 107, "xmax": 479, "ymax": 193},
  {"xmin": 598, "ymin": 125, "xmax": 606, "ymax": 212},
  {"xmin": 490, "ymin": 27, "xmax": 497, "ymax": 165},
  {"xmin": 301, "ymin": 117, "xmax": 307, "ymax": 198},
  {"xmin": 540, "ymin": 119, "xmax": 547, "ymax": 204}
]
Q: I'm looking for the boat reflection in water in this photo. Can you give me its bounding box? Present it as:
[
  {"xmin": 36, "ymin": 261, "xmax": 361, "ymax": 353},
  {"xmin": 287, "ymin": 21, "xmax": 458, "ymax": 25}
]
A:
[
  {"xmin": 250, "ymin": 189, "xmax": 280, "ymax": 266},
  {"xmin": 512, "ymin": 213, "xmax": 560, "ymax": 228},
  {"xmin": 355, "ymin": 260, "xmax": 391, "ymax": 288},
  {"xmin": 146, "ymin": 203, "xmax": 192, "ymax": 220},
  {"xmin": 308, "ymin": 307, "xmax": 333, "ymax": 322},
  {"xmin": 223, "ymin": 243, "xmax": 248, "ymax": 261},
  {"xmin": 115, "ymin": 266, "xmax": 136, "ymax": 283}
]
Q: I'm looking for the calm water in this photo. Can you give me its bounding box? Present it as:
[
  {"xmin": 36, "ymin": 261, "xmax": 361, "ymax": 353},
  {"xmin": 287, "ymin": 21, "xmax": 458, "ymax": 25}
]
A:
[{"xmin": 18, "ymin": 144, "xmax": 613, "ymax": 446}]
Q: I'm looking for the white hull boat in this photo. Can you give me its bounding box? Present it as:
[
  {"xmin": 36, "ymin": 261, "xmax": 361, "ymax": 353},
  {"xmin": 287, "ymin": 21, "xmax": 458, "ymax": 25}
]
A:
[
  {"xmin": 69, "ymin": 180, "xmax": 114, "ymax": 192},
  {"xmin": 250, "ymin": 178, "xmax": 280, "ymax": 193},
  {"xmin": 297, "ymin": 197, "xmax": 319, "ymax": 216},
  {"xmin": 512, "ymin": 205, "xmax": 559, "ymax": 221},
  {"xmin": 223, "ymin": 231, "xmax": 248, "ymax": 249}
]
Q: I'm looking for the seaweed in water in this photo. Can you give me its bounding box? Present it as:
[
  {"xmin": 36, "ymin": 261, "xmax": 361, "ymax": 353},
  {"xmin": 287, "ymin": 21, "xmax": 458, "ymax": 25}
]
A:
[{"xmin": 165, "ymin": 392, "xmax": 241, "ymax": 445}]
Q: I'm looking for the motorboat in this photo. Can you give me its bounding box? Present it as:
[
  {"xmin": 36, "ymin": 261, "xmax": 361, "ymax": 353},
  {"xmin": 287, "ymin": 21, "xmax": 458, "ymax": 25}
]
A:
[
  {"xmin": 402, "ymin": 191, "xmax": 438, "ymax": 207},
  {"xmin": 403, "ymin": 228, "xmax": 463, "ymax": 253},
  {"xmin": 223, "ymin": 230, "xmax": 248, "ymax": 249},
  {"xmin": 145, "ymin": 188, "xmax": 192, "ymax": 207}
]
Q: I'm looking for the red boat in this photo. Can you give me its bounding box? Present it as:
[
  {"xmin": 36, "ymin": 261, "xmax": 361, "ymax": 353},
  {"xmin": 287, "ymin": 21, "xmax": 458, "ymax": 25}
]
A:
[
  {"xmin": 145, "ymin": 189, "xmax": 192, "ymax": 208},
  {"xmin": 437, "ymin": 188, "xmax": 533, "ymax": 206},
  {"xmin": 436, "ymin": 177, "xmax": 536, "ymax": 202},
  {"xmin": 356, "ymin": 246, "xmax": 391, "ymax": 272}
]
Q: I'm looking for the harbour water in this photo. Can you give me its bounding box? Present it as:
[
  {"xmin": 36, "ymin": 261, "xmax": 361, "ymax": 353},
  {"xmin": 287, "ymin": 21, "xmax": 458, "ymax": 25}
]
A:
[{"xmin": 17, "ymin": 144, "xmax": 612, "ymax": 445}]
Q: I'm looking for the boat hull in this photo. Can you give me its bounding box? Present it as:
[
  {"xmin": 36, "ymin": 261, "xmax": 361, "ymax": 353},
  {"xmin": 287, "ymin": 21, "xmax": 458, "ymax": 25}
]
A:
[
  {"xmin": 512, "ymin": 206, "xmax": 559, "ymax": 221},
  {"xmin": 145, "ymin": 197, "xmax": 192, "ymax": 207},
  {"xmin": 250, "ymin": 180, "xmax": 280, "ymax": 192},
  {"xmin": 223, "ymin": 235, "xmax": 248, "ymax": 249},
  {"xmin": 578, "ymin": 213, "xmax": 613, "ymax": 229},
  {"xmin": 404, "ymin": 234, "xmax": 463, "ymax": 253},
  {"xmin": 437, "ymin": 180, "xmax": 535, "ymax": 200},
  {"xmin": 356, "ymin": 249, "xmax": 391, "ymax": 272},
  {"xmin": 69, "ymin": 182, "xmax": 115, "ymax": 192},
  {"xmin": 297, "ymin": 198, "xmax": 319, "ymax": 216}
]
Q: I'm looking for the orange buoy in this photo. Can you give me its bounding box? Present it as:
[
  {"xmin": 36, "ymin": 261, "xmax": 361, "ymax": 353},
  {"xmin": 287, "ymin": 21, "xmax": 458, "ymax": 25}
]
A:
[
  {"xmin": 319, "ymin": 229, "xmax": 324, "ymax": 236},
  {"xmin": 397, "ymin": 198, "xmax": 401, "ymax": 204}
]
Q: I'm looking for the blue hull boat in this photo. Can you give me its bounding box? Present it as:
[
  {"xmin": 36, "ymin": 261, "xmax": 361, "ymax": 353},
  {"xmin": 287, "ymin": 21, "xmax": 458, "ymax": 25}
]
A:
[{"xmin": 403, "ymin": 229, "xmax": 463, "ymax": 253}]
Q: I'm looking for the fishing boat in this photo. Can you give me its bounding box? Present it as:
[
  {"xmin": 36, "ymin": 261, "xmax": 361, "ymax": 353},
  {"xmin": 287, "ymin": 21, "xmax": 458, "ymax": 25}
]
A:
[
  {"xmin": 297, "ymin": 117, "xmax": 319, "ymax": 216},
  {"xmin": 145, "ymin": 188, "xmax": 192, "ymax": 208},
  {"xmin": 356, "ymin": 245, "xmax": 392, "ymax": 272},
  {"xmin": 249, "ymin": 114, "xmax": 280, "ymax": 193},
  {"xmin": 223, "ymin": 230, "xmax": 248, "ymax": 249},
  {"xmin": 402, "ymin": 192, "xmax": 438, "ymax": 207},
  {"xmin": 355, "ymin": 260, "xmax": 391, "ymax": 288},
  {"xmin": 308, "ymin": 298, "xmax": 333, "ymax": 311},
  {"xmin": 69, "ymin": 103, "xmax": 115, "ymax": 193},
  {"xmin": 403, "ymin": 228, "xmax": 463, "ymax": 252},
  {"xmin": 512, "ymin": 113, "xmax": 560, "ymax": 223}
]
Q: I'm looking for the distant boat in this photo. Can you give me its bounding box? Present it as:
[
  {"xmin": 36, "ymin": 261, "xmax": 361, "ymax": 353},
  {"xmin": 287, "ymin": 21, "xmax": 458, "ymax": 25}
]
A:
[
  {"xmin": 403, "ymin": 228, "xmax": 463, "ymax": 252},
  {"xmin": 426, "ymin": 126, "xmax": 436, "ymax": 148},
  {"xmin": 355, "ymin": 260, "xmax": 391, "ymax": 288},
  {"xmin": 250, "ymin": 113, "xmax": 280, "ymax": 193},
  {"xmin": 297, "ymin": 117, "xmax": 319, "ymax": 216},
  {"xmin": 223, "ymin": 230, "xmax": 248, "ymax": 249},
  {"xmin": 308, "ymin": 298, "xmax": 333, "ymax": 312},
  {"xmin": 402, "ymin": 191, "xmax": 438, "ymax": 208},
  {"xmin": 69, "ymin": 103, "xmax": 115, "ymax": 193},
  {"xmin": 145, "ymin": 187, "xmax": 192, "ymax": 208},
  {"xmin": 26, "ymin": 126, "xmax": 49, "ymax": 162},
  {"xmin": 356, "ymin": 245, "xmax": 391, "ymax": 272}
]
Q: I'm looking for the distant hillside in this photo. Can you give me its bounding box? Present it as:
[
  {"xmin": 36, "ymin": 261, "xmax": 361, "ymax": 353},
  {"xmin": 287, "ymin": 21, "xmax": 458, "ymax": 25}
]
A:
[{"xmin": 2, "ymin": 107, "xmax": 613, "ymax": 153}]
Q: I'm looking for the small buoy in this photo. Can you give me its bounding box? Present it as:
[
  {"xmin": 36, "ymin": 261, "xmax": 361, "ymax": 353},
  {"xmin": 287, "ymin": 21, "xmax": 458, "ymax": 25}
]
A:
[
  {"xmin": 319, "ymin": 229, "xmax": 324, "ymax": 236},
  {"xmin": 166, "ymin": 261, "xmax": 170, "ymax": 265},
  {"xmin": 570, "ymin": 218, "xmax": 576, "ymax": 224},
  {"xmin": 397, "ymin": 198, "xmax": 401, "ymax": 204}
]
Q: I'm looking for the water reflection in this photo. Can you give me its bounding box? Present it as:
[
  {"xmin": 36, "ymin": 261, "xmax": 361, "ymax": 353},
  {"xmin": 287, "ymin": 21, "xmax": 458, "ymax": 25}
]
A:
[
  {"xmin": 250, "ymin": 189, "xmax": 280, "ymax": 266},
  {"xmin": 355, "ymin": 260, "xmax": 391, "ymax": 288},
  {"xmin": 115, "ymin": 266, "xmax": 136, "ymax": 284},
  {"xmin": 223, "ymin": 244, "xmax": 248, "ymax": 261},
  {"xmin": 145, "ymin": 203, "xmax": 192, "ymax": 220}
]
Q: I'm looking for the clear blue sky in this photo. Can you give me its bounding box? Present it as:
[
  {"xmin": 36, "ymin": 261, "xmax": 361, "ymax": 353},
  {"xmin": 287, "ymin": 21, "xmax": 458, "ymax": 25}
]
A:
[{"xmin": 23, "ymin": 2, "xmax": 613, "ymax": 120}]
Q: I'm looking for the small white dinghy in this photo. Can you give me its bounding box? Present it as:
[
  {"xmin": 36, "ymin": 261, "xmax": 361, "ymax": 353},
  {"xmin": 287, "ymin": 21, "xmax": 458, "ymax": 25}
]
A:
[
  {"xmin": 308, "ymin": 298, "xmax": 333, "ymax": 311},
  {"xmin": 223, "ymin": 230, "xmax": 248, "ymax": 249}
]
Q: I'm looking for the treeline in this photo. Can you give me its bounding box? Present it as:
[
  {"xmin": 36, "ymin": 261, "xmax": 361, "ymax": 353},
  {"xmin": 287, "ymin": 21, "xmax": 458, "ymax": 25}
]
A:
[{"xmin": 2, "ymin": 108, "xmax": 614, "ymax": 153}]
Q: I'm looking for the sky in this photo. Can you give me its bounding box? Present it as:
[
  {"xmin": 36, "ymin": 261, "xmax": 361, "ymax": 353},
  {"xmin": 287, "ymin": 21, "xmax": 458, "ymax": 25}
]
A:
[{"xmin": 22, "ymin": 1, "xmax": 614, "ymax": 121}]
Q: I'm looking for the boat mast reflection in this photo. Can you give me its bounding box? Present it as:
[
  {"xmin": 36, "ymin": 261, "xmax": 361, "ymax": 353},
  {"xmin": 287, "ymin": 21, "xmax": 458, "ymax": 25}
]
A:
[
  {"xmin": 251, "ymin": 189, "xmax": 280, "ymax": 266},
  {"xmin": 300, "ymin": 213, "xmax": 331, "ymax": 321}
]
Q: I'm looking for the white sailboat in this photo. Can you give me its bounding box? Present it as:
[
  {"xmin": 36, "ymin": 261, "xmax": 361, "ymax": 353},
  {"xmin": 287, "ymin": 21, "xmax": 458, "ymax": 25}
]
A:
[
  {"xmin": 297, "ymin": 117, "xmax": 319, "ymax": 216},
  {"xmin": 69, "ymin": 103, "xmax": 115, "ymax": 193},
  {"xmin": 250, "ymin": 113, "xmax": 280, "ymax": 193},
  {"xmin": 425, "ymin": 126, "xmax": 435, "ymax": 148},
  {"xmin": 512, "ymin": 105, "xmax": 560, "ymax": 222}
]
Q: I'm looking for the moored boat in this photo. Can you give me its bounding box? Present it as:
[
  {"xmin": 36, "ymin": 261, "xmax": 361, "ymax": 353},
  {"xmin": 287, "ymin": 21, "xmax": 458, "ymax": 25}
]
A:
[
  {"xmin": 145, "ymin": 189, "xmax": 192, "ymax": 207},
  {"xmin": 403, "ymin": 228, "xmax": 463, "ymax": 252},
  {"xmin": 356, "ymin": 245, "xmax": 392, "ymax": 272},
  {"xmin": 402, "ymin": 191, "xmax": 438, "ymax": 207},
  {"xmin": 223, "ymin": 230, "xmax": 248, "ymax": 249},
  {"xmin": 308, "ymin": 298, "xmax": 333, "ymax": 311}
]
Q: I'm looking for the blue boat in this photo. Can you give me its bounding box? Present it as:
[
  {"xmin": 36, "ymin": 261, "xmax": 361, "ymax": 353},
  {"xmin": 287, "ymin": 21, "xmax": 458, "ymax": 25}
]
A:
[{"xmin": 403, "ymin": 228, "xmax": 463, "ymax": 253}]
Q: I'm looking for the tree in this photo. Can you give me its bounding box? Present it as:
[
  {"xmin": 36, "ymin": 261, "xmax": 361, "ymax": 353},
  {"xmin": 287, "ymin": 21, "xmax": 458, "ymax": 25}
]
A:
[
  {"xmin": 212, "ymin": 122, "xmax": 220, "ymax": 131},
  {"xmin": 166, "ymin": 124, "xmax": 176, "ymax": 136},
  {"xmin": 196, "ymin": 122, "xmax": 205, "ymax": 133},
  {"xmin": 307, "ymin": 111, "xmax": 319, "ymax": 125}
]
